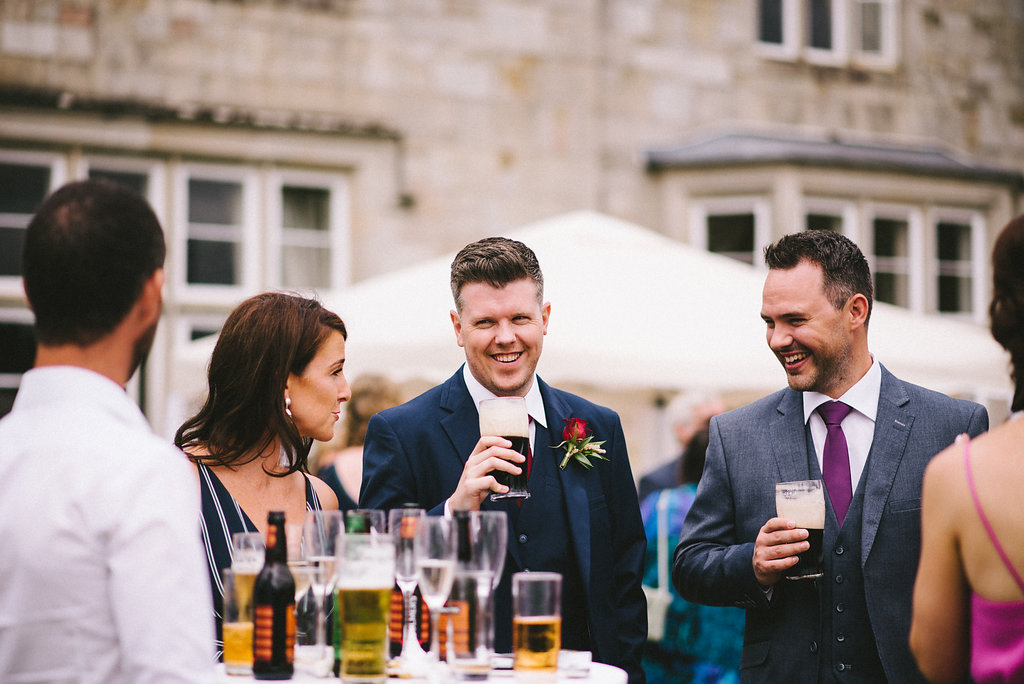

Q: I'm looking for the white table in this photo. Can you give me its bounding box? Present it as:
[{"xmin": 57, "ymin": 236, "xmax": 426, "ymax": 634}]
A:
[{"xmin": 215, "ymin": 659, "xmax": 627, "ymax": 684}]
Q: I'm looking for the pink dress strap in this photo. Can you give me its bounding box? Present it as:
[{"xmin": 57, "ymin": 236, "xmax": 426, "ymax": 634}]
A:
[{"xmin": 963, "ymin": 435, "xmax": 1024, "ymax": 594}]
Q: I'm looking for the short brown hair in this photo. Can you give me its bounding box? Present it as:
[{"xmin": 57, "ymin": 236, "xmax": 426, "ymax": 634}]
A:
[{"xmin": 450, "ymin": 237, "xmax": 543, "ymax": 312}]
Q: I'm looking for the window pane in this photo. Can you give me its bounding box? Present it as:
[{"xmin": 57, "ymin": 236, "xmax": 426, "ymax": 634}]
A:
[
  {"xmin": 187, "ymin": 178, "xmax": 243, "ymax": 285},
  {"xmin": 806, "ymin": 213, "xmax": 842, "ymax": 232},
  {"xmin": 187, "ymin": 239, "xmax": 238, "ymax": 285},
  {"xmin": 89, "ymin": 169, "xmax": 148, "ymax": 197},
  {"xmin": 857, "ymin": 0, "xmax": 882, "ymax": 53},
  {"xmin": 283, "ymin": 245, "xmax": 330, "ymax": 290},
  {"xmin": 188, "ymin": 179, "xmax": 241, "ymax": 225},
  {"xmin": 873, "ymin": 217, "xmax": 909, "ymax": 307},
  {"xmin": 707, "ymin": 213, "xmax": 755, "ymax": 265},
  {"xmin": 0, "ymin": 322, "xmax": 35, "ymax": 374},
  {"xmin": 283, "ymin": 186, "xmax": 329, "ymax": 232},
  {"xmin": 936, "ymin": 221, "xmax": 972, "ymax": 313},
  {"xmin": 0, "ymin": 164, "xmax": 50, "ymax": 214},
  {"xmin": 759, "ymin": 0, "xmax": 784, "ymax": 44},
  {"xmin": 0, "ymin": 163, "xmax": 50, "ymax": 277},
  {"xmin": 808, "ymin": 0, "xmax": 833, "ymax": 49},
  {"xmin": 0, "ymin": 227, "xmax": 26, "ymax": 277}
]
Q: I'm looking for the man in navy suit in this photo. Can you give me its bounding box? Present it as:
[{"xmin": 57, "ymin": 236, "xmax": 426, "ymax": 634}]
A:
[
  {"xmin": 360, "ymin": 237, "xmax": 646, "ymax": 683},
  {"xmin": 674, "ymin": 230, "xmax": 988, "ymax": 683}
]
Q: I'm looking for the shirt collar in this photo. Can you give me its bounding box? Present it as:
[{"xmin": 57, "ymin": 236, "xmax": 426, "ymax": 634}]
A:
[
  {"xmin": 461, "ymin": 364, "xmax": 548, "ymax": 428},
  {"xmin": 802, "ymin": 355, "xmax": 881, "ymax": 424}
]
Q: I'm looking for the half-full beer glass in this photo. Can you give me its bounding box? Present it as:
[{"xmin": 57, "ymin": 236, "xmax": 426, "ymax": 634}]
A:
[
  {"xmin": 775, "ymin": 479, "xmax": 825, "ymax": 580},
  {"xmin": 478, "ymin": 397, "xmax": 530, "ymax": 501},
  {"xmin": 336, "ymin": 533, "xmax": 395, "ymax": 683},
  {"xmin": 512, "ymin": 572, "xmax": 561, "ymax": 672}
]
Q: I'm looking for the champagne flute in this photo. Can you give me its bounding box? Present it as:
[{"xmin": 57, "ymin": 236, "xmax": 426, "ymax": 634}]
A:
[
  {"xmin": 389, "ymin": 506, "xmax": 429, "ymax": 670},
  {"xmin": 413, "ymin": 515, "xmax": 456, "ymax": 662},
  {"xmin": 303, "ymin": 510, "xmax": 344, "ymax": 670}
]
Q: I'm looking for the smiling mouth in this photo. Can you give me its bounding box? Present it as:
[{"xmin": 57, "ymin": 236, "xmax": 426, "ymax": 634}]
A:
[
  {"xmin": 782, "ymin": 352, "xmax": 808, "ymax": 366},
  {"xmin": 493, "ymin": 352, "xmax": 522, "ymax": 364}
]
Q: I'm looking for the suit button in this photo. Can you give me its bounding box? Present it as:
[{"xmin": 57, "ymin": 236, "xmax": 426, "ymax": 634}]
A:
[
  {"xmin": 835, "ymin": 575, "xmax": 843, "ymax": 584},
  {"xmin": 836, "ymin": 633, "xmax": 846, "ymax": 643},
  {"xmin": 837, "ymin": 663, "xmax": 847, "ymax": 672},
  {"xmin": 836, "ymin": 603, "xmax": 845, "ymax": 613},
  {"xmin": 809, "ymin": 641, "xmax": 818, "ymax": 654},
  {"xmin": 518, "ymin": 534, "xmax": 528, "ymax": 544},
  {"xmin": 835, "ymin": 545, "xmax": 845, "ymax": 555}
]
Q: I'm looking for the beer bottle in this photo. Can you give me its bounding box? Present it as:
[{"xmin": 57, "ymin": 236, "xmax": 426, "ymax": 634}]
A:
[{"xmin": 253, "ymin": 511, "xmax": 295, "ymax": 680}]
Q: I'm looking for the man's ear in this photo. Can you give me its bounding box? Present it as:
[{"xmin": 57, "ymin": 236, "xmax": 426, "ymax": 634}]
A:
[{"xmin": 451, "ymin": 309, "xmax": 465, "ymax": 348}]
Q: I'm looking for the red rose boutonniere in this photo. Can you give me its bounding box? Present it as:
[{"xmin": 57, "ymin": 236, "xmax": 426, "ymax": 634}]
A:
[{"xmin": 552, "ymin": 417, "xmax": 608, "ymax": 470}]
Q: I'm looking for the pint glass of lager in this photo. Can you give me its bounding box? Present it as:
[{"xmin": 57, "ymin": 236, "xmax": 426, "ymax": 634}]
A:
[
  {"xmin": 478, "ymin": 397, "xmax": 531, "ymax": 501},
  {"xmin": 222, "ymin": 567, "xmax": 255, "ymax": 675},
  {"xmin": 336, "ymin": 534, "xmax": 396, "ymax": 683},
  {"xmin": 775, "ymin": 479, "xmax": 825, "ymax": 580},
  {"xmin": 512, "ymin": 572, "xmax": 561, "ymax": 672}
]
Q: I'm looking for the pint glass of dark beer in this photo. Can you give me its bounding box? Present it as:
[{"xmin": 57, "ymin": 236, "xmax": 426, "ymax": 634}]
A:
[
  {"xmin": 775, "ymin": 479, "xmax": 825, "ymax": 580},
  {"xmin": 478, "ymin": 397, "xmax": 530, "ymax": 501}
]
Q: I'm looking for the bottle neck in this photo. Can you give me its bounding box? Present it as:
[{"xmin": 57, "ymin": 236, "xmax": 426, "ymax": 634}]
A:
[{"xmin": 265, "ymin": 516, "xmax": 288, "ymax": 564}]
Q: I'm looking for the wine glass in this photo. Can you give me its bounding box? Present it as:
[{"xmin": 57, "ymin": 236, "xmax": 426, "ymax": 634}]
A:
[
  {"xmin": 389, "ymin": 506, "xmax": 429, "ymax": 670},
  {"xmin": 413, "ymin": 515, "xmax": 456, "ymax": 662},
  {"xmin": 468, "ymin": 511, "xmax": 507, "ymax": 667},
  {"xmin": 302, "ymin": 510, "xmax": 343, "ymax": 671}
]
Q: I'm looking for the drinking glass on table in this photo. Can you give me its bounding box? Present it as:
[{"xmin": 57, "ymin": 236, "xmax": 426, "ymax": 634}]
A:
[
  {"xmin": 336, "ymin": 532, "xmax": 396, "ymax": 683},
  {"xmin": 479, "ymin": 397, "xmax": 531, "ymax": 501},
  {"xmin": 414, "ymin": 514, "xmax": 457, "ymax": 662},
  {"xmin": 229, "ymin": 530, "xmax": 263, "ymax": 670},
  {"xmin": 303, "ymin": 509, "xmax": 344, "ymax": 671},
  {"xmin": 222, "ymin": 567, "xmax": 254, "ymax": 676},
  {"xmin": 388, "ymin": 506, "xmax": 429, "ymax": 670},
  {"xmin": 448, "ymin": 510, "xmax": 508, "ymax": 680},
  {"xmin": 512, "ymin": 572, "xmax": 561, "ymax": 673}
]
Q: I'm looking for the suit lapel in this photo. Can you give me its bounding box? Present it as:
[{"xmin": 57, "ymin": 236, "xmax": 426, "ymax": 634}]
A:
[
  {"xmin": 541, "ymin": 379, "xmax": 593, "ymax": 594},
  {"xmin": 860, "ymin": 366, "xmax": 912, "ymax": 564},
  {"xmin": 770, "ymin": 389, "xmax": 811, "ymax": 483},
  {"xmin": 439, "ymin": 369, "xmax": 482, "ymax": 468}
]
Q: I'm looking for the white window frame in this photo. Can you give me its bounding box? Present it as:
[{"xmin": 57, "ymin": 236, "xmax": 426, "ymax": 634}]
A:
[
  {"xmin": 756, "ymin": 0, "xmax": 899, "ymax": 69},
  {"xmin": 865, "ymin": 202, "xmax": 924, "ymax": 312},
  {"xmin": 265, "ymin": 169, "xmax": 352, "ymax": 293},
  {"xmin": 0, "ymin": 150, "xmax": 67, "ymax": 297},
  {"xmin": 690, "ymin": 196, "xmax": 772, "ymax": 268},
  {"xmin": 173, "ymin": 163, "xmax": 261, "ymax": 305},
  {"xmin": 928, "ymin": 207, "xmax": 986, "ymax": 322},
  {"xmin": 803, "ymin": 197, "xmax": 858, "ymax": 240}
]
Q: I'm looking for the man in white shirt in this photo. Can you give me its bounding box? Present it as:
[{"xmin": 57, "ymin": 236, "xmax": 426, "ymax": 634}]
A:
[
  {"xmin": 0, "ymin": 179, "xmax": 215, "ymax": 683},
  {"xmin": 673, "ymin": 230, "xmax": 988, "ymax": 683}
]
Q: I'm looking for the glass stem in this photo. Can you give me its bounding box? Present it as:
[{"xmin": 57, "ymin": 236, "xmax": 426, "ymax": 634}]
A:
[
  {"xmin": 401, "ymin": 589, "xmax": 418, "ymax": 654},
  {"xmin": 429, "ymin": 608, "xmax": 441, "ymax": 660}
]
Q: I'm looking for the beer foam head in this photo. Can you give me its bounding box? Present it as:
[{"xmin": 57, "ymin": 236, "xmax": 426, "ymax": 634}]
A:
[
  {"xmin": 775, "ymin": 481, "xmax": 825, "ymax": 528},
  {"xmin": 478, "ymin": 398, "xmax": 528, "ymax": 437}
]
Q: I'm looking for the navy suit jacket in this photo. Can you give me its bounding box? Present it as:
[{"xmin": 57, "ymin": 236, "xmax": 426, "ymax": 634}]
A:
[
  {"xmin": 673, "ymin": 366, "xmax": 988, "ymax": 683},
  {"xmin": 360, "ymin": 368, "xmax": 647, "ymax": 683}
]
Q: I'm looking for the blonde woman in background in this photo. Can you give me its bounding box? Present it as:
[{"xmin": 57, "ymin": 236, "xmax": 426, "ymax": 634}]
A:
[{"xmin": 314, "ymin": 374, "xmax": 402, "ymax": 510}]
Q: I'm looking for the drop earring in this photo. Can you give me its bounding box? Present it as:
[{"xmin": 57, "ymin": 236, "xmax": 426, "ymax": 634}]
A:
[{"xmin": 285, "ymin": 396, "xmax": 292, "ymax": 417}]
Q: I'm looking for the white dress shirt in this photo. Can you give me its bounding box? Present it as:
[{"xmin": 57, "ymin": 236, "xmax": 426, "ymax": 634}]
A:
[
  {"xmin": 0, "ymin": 366, "xmax": 215, "ymax": 683},
  {"xmin": 802, "ymin": 356, "xmax": 883, "ymax": 494}
]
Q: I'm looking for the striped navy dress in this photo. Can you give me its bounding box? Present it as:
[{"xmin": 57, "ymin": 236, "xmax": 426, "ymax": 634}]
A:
[{"xmin": 197, "ymin": 462, "xmax": 323, "ymax": 657}]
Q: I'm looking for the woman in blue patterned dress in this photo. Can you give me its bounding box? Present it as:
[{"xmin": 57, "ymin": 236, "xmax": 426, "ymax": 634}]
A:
[
  {"xmin": 640, "ymin": 427, "xmax": 744, "ymax": 684},
  {"xmin": 175, "ymin": 292, "xmax": 349, "ymax": 655}
]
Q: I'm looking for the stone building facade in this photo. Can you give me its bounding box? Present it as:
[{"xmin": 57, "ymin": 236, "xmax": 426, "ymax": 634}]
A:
[{"xmin": 1, "ymin": 0, "xmax": 1022, "ymax": 452}]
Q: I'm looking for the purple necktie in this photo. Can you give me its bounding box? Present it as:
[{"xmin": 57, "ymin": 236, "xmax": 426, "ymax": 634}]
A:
[{"xmin": 818, "ymin": 401, "xmax": 853, "ymax": 525}]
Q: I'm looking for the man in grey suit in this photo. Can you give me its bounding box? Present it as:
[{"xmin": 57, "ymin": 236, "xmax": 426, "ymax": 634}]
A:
[{"xmin": 673, "ymin": 230, "xmax": 988, "ymax": 683}]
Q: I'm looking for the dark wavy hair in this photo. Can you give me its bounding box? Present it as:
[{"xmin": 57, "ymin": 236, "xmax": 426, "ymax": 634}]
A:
[
  {"xmin": 450, "ymin": 237, "xmax": 544, "ymax": 312},
  {"xmin": 175, "ymin": 292, "xmax": 347, "ymax": 475},
  {"xmin": 990, "ymin": 214, "xmax": 1024, "ymax": 412},
  {"xmin": 764, "ymin": 230, "xmax": 874, "ymax": 325}
]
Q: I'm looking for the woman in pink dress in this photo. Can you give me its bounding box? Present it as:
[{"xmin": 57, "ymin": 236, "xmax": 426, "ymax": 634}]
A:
[{"xmin": 910, "ymin": 214, "xmax": 1024, "ymax": 684}]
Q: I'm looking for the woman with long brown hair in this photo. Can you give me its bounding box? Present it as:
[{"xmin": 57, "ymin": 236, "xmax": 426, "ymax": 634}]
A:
[{"xmin": 176, "ymin": 292, "xmax": 349, "ymax": 656}]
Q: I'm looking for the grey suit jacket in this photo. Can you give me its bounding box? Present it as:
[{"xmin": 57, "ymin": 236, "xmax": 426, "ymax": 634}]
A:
[{"xmin": 673, "ymin": 365, "xmax": 988, "ymax": 683}]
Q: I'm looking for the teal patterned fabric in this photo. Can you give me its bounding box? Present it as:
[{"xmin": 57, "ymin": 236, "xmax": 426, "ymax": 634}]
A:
[{"xmin": 640, "ymin": 484, "xmax": 744, "ymax": 684}]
